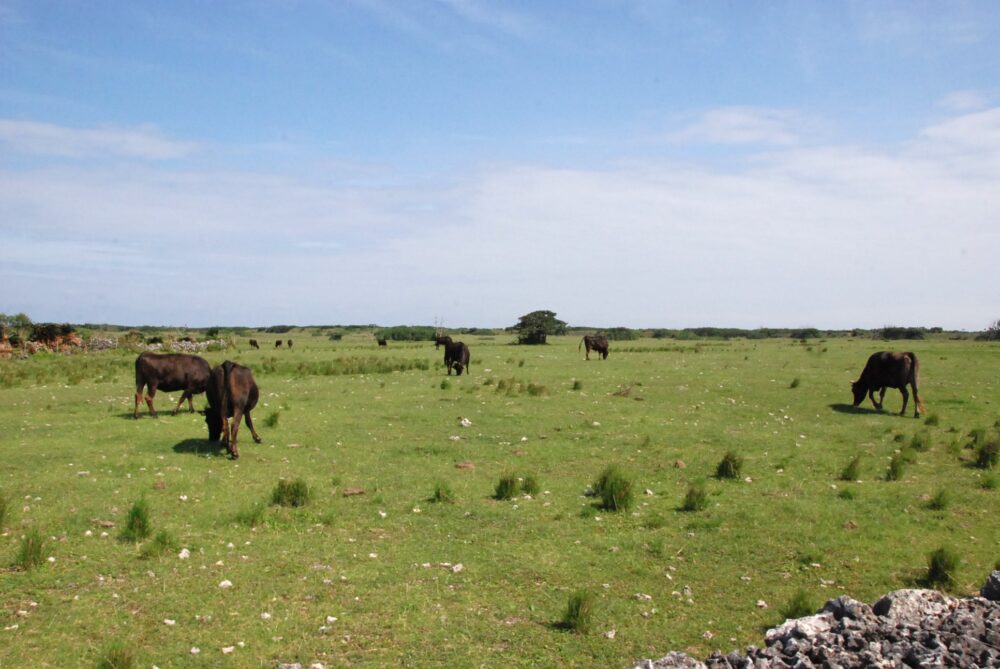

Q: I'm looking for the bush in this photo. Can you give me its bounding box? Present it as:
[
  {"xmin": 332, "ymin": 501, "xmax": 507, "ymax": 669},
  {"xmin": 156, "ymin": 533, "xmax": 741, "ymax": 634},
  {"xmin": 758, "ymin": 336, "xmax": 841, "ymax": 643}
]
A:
[
  {"xmin": 120, "ymin": 498, "xmax": 151, "ymax": 543},
  {"xmin": 926, "ymin": 547, "xmax": 959, "ymax": 587},
  {"xmin": 95, "ymin": 641, "xmax": 135, "ymax": 669},
  {"xmin": 925, "ymin": 489, "xmax": 949, "ymax": 511},
  {"xmin": 715, "ymin": 451, "xmax": 743, "ymax": 480},
  {"xmin": 976, "ymin": 440, "xmax": 999, "ymax": 469},
  {"xmin": 593, "ymin": 464, "xmax": 634, "ymax": 512},
  {"xmin": 781, "ymin": 589, "xmax": 816, "ymax": 620},
  {"xmin": 494, "ymin": 473, "xmax": 519, "ymax": 500},
  {"xmin": 431, "ymin": 482, "xmax": 455, "ymax": 504},
  {"xmin": 561, "ymin": 590, "xmax": 596, "ymax": 633},
  {"xmin": 680, "ymin": 483, "xmax": 709, "ymax": 512},
  {"xmin": 271, "ymin": 479, "xmax": 311, "ymax": 507},
  {"xmin": 16, "ymin": 527, "xmax": 45, "ymax": 570},
  {"xmin": 140, "ymin": 531, "xmax": 178, "ymax": 559},
  {"xmin": 840, "ymin": 455, "xmax": 862, "ymax": 481}
]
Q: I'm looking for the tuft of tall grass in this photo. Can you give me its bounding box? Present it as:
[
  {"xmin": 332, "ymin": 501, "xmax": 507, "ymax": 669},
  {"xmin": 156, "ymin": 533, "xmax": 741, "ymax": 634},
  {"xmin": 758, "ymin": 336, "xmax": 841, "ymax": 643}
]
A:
[
  {"xmin": 925, "ymin": 489, "xmax": 949, "ymax": 511},
  {"xmin": 140, "ymin": 531, "xmax": 178, "ymax": 559},
  {"xmin": 715, "ymin": 451, "xmax": 743, "ymax": 480},
  {"xmin": 431, "ymin": 482, "xmax": 455, "ymax": 504},
  {"xmin": 271, "ymin": 479, "xmax": 311, "ymax": 507},
  {"xmin": 95, "ymin": 641, "xmax": 136, "ymax": 669},
  {"xmin": 837, "ymin": 487, "xmax": 855, "ymax": 500},
  {"xmin": 926, "ymin": 547, "xmax": 959, "ymax": 588},
  {"xmin": 120, "ymin": 498, "xmax": 151, "ymax": 543},
  {"xmin": 236, "ymin": 501, "xmax": 268, "ymax": 526},
  {"xmin": 494, "ymin": 473, "xmax": 519, "ymax": 500},
  {"xmin": 561, "ymin": 590, "xmax": 596, "ymax": 633},
  {"xmin": 780, "ymin": 589, "xmax": 816, "ymax": 620},
  {"xmin": 981, "ymin": 474, "xmax": 998, "ymax": 490},
  {"xmin": 263, "ymin": 412, "xmax": 280, "ymax": 428},
  {"xmin": 924, "ymin": 414, "xmax": 940, "ymax": 426},
  {"xmin": 789, "ymin": 378, "xmax": 800, "ymax": 389},
  {"xmin": 440, "ymin": 379, "xmax": 451, "ymax": 390},
  {"xmin": 910, "ymin": 431, "xmax": 932, "ymax": 452},
  {"xmin": 839, "ymin": 455, "xmax": 862, "ymax": 481},
  {"xmin": 680, "ymin": 483, "xmax": 709, "ymax": 512},
  {"xmin": 593, "ymin": 464, "xmax": 634, "ymax": 511},
  {"xmin": 885, "ymin": 452, "xmax": 907, "ymax": 481},
  {"xmin": 975, "ymin": 440, "xmax": 998, "ymax": 469},
  {"xmin": 571, "ymin": 379, "xmax": 583, "ymax": 391},
  {"xmin": 16, "ymin": 527, "xmax": 45, "ymax": 570},
  {"xmin": 520, "ymin": 475, "xmax": 541, "ymax": 496},
  {"xmin": 0, "ymin": 491, "xmax": 8, "ymax": 530}
]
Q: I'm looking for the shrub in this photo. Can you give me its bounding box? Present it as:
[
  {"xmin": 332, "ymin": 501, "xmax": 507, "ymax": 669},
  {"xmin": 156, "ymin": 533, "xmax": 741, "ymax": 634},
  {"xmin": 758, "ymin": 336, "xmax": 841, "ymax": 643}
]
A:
[
  {"xmin": 494, "ymin": 473, "xmax": 519, "ymax": 500},
  {"xmin": 680, "ymin": 483, "xmax": 709, "ymax": 512},
  {"xmin": 924, "ymin": 414, "xmax": 940, "ymax": 426},
  {"xmin": 521, "ymin": 475, "xmax": 541, "ymax": 496},
  {"xmin": 271, "ymin": 479, "xmax": 311, "ymax": 507},
  {"xmin": 981, "ymin": 474, "xmax": 998, "ymax": 490},
  {"xmin": 837, "ymin": 487, "xmax": 855, "ymax": 500},
  {"xmin": 885, "ymin": 453, "xmax": 907, "ymax": 481},
  {"xmin": 926, "ymin": 489, "xmax": 949, "ymax": 511},
  {"xmin": 440, "ymin": 379, "xmax": 451, "ymax": 390},
  {"xmin": 120, "ymin": 498, "xmax": 151, "ymax": 543},
  {"xmin": 789, "ymin": 378, "xmax": 800, "ymax": 389},
  {"xmin": 840, "ymin": 455, "xmax": 862, "ymax": 481},
  {"xmin": 781, "ymin": 590, "xmax": 816, "ymax": 620},
  {"xmin": 593, "ymin": 464, "xmax": 634, "ymax": 512},
  {"xmin": 526, "ymin": 383, "xmax": 547, "ymax": 396},
  {"xmin": 975, "ymin": 440, "xmax": 999, "ymax": 469},
  {"xmin": 263, "ymin": 412, "xmax": 280, "ymax": 428},
  {"xmin": 16, "ymin": 527, "xmax": 45, "ymax": 570},
  {"xmin": 910, "ymin": 432, "xmax": 932, "ymax": 452},
  {"xmin": 95, "ymin": 641, "xmax": 135, "ymax": 669},
  {"xmin": 431, "ymin": 482, "xmax": 455, "ymax": 504},
  {"xmin": 715, "ymin": 451, "xmax": 743, "ymax": 480},
  {"xmin": 561, "ymin": 590, "xmax": 596, "ymax": 633},
  {"xmin": 236, "ymin": 501, "xmax": 267, "ymax": 527},
  {"xmin": 140, "ymin": 531, "xmax": 178, "ymax": 559},
  {"xmin": 926, "ymin": 547, "xmax": 959, "ymax": 587}
]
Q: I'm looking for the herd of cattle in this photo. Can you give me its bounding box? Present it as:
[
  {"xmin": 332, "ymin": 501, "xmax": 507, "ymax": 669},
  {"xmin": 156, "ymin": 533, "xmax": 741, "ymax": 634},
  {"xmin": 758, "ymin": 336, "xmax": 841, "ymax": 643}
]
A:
[{"xmin": 132, "ymin": 335, "xmax": 924, "ymax": 459}]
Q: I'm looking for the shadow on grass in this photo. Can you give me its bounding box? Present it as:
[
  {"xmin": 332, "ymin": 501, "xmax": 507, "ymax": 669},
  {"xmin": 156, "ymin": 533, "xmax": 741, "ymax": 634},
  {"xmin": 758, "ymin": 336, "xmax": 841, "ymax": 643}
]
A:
[
  {"xmin": 829, "ymin": 403, "xmax": 879, "ymax": 415},
  {"xmin": 172, "ymin": 439, "xmax": 227, "ymax": 457}
]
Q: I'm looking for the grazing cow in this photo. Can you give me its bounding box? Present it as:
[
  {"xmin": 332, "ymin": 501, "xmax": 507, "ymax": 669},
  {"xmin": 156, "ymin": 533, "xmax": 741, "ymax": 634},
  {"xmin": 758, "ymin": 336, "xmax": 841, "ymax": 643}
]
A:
[
  {"xmin": 377, "ymin": 338, "xmax": 387, "ymax": 347},
  {"xmin": 443, "ymin": 340, "xmax": 470, "ymax": 376},
  {"xmin": 434, "ymin": 335, "xmax": 452, "ymax": 349},
  {"xmin": 275, "ymin": 340, "xmax": 282, "ymax": 348},
  {"xmin": 203, "ymin": 361, "xmax": 262, "ymax": 459},
  {"xmin": 134, "ymin": 352, "xmax": 211, "ymax": 418},
  {"xmin": 287, "ymin": 339, "xmax": 293, "ymax": 349},
  {"xmin": 851, "ymin": 351, "xmax": 925, "ymax": 418},
  {"xmin": 579, "ymin": 335, "xmax": 610, "ymax": 360},
  {"xmin": 249, "ymin": 339, "xmax": 260, "ymax": 350}
]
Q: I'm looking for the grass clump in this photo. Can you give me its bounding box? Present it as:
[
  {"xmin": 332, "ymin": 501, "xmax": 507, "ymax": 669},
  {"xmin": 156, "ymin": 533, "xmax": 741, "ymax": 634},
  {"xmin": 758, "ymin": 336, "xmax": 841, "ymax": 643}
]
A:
[
  {"xmin": 981, "ymin": 474, "xmax": 998, "ymax": 490},
  {"xmin": 494, "ymin": 473, "xmax": 519, "ymax": 500},
  {"xmin": 680, "ymin": 483, "xmax": 709, "ymax": 512},
  {"xmin": 840, "ymin": 455, "xmax": 862, "ymax": 481},
  {"xmin": 15, "ymin": 527, "xmax": 45, "ymax": 570},
  {"xmin": 440, "ymin": 379, "xmax": 451, "ymax": 390},
  {"xmin": 910, "ymin": 431, "xmax": 932, "ymax": 452},
  {"xmin": 560, "ymin": 590, "xmax": 596, "ymax": 633},
  {"xmin": 593, "ymin": 464, "xmax": 634, "ymax": 512},
  {"xmin": 431, "ymin": 482, "xmax": 455, "ymax": 504},
  {"xmin": 271, "ymin": 478, "xmax": 311, "ymax": 507},
  {"xmin": 140, "ymin": 530, "xmax": 179, "ymax": 559},
  {"xmin": 925, "ymin": 489, "xmax": 949, "ymax": 511},
  {"xmin": 571, "ymin": 379, "xmax": 582, "ymax": 391},
  {"xmin": 780, "ymin": 589, "xmax": 816, "ymax": 620},
  {"xmin": 521, "ymin": 475, "xmax": 541, "ymax": 496},
  {"xmin": 925, "ymin": 547, "xmax": 959, "ymax": 588},
  {"xmin": 924, "ymin": 414, "xmax": 940, "ymax": 426},
  {"xmin": 95, "ymin": 641, "xmax": 136, "ymax": 669},
  {"xmin": 837, "ymin": 487, "xmax": 855, "ymax": 500},
  {"xmin": 885, "ymin": 452, "xmax": 908, "ymax": 481},
  {"xmin": 975, "ymin": 440, "xmax": 998, "ymax": 469},
  {"xmin": 789, "ymin": 378, "xmax": 800, "ymax": 389},
  {"xmin": 715, "ymin": 451, "xmax": 743, "ymax": 480},
  {"xmin": 235, "ymin": 501, "xmax": 267, "ymax": 527},
  {"xmin": 0, "ymin": 491, "xmax": 8, "ymax": 530},
  {"xmin": 120, "ymin": 498, "xmax": 151, "ymax": 543},
  {"xmin": 263, "ymin": 411, "xmax": 280, "ymax": 428}
]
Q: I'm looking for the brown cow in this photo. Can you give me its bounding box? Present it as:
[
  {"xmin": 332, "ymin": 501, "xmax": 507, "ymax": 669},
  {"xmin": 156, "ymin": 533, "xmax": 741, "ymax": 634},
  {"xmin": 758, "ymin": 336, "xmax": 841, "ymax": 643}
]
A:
[
  {"xmin": 434, "ymin": 334, "xmax": 452, "ymax": 349},
  {"xmin": 203, "ymin": 361, "xmax": 262, "ymax": 459},
  {"xmin": 275, "ymin": 340, "xmax": 282, "ymax": 348},
  {"xmin": 443, "ymin": 340, "xmax": 470, "ymax": 376},
  {"xmin": 377, "ymin": 338, "xmax": 387, "ymax": 347},
  {"xmin": 579, "ymin": 335, "xmax": 610, "ymax": 360},
  {"xmin": 134, "ymin": 352, "xmax": 211, "ymax": 418},
  {"xmin": 851, "ymin": 351, "xmax": 925, "ymax": 418},
  {"xmin": 249, "ymin": 339, "xmax": 260, "ymax": 349}
]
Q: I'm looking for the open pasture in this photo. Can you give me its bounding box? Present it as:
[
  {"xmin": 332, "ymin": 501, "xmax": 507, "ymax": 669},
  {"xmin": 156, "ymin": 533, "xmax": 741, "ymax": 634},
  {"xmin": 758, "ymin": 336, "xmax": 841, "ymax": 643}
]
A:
[{"xmin": 1, "ymin": 334, "xmax": 998, "ymax": 668}]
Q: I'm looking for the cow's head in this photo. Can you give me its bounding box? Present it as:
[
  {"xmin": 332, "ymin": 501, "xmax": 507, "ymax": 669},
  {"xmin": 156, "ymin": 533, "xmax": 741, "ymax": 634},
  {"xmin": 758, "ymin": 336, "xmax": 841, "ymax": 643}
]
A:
[
  {"xmin": 203, "ymin": 406, "xmax": 223, "ymax": 441},
  {"xmin": 452, "ymin": 361, "xmax": 465, "ymax": 376},
  {"xmin": 850, "ymin": 380, "xmax": 866, "ymax": 407}
]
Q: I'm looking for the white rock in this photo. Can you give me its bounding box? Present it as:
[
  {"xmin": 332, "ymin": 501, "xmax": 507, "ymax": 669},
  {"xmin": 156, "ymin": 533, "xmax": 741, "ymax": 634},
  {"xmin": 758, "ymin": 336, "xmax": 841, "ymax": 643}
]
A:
[
  {"xmin": 178, "ymin": 548, "xmax": 191, "ymax": 559},
  {"xmin": 222, "ymin": 646, "xmax": 235, "ymax": 654},
  {"xmin": 326, "ymin": 615, "xmax": 338, "ymax": 623},
  {"xmin": 604, "ymin": 629, "xmax": 617, "ymax": 639},
  {"xmin": 163, "ymin": 619, "xmax": 176, "ymax": 625},
  {"xmin": 219, "ymin": 580, "xmax": 233, "ymax": 589},
  {"xmin": 451, "ymin": 563, "xmax": 464, "ymax": 573},
  {"xmin": 190, "ymin": 647, "xmax": 200, "ymax": 655},
  {"xmin": 260, "ymin": 612, "xmax": 272, "ymax": 620}
]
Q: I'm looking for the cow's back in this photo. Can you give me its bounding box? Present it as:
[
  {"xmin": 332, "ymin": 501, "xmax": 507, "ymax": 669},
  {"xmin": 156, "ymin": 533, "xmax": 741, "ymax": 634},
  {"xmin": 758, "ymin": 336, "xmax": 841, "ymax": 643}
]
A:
[
  {"xmin": 862, "ymin": 351, "xmax": 914, "ymax": 388},
  {"xmin": 137, "ymin": 352, "xmax": 210, "ymax": 391}
]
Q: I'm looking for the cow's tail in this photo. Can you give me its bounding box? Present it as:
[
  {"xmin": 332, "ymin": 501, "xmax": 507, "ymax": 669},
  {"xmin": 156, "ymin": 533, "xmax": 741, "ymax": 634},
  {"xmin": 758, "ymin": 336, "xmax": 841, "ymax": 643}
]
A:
[
  {"xmin": 578, "ymin": 337, "xmax": 584, "ymax": 352},
  {"xmin": 908, "ymin": 352, "xmax": 926, "ymax": 413}
]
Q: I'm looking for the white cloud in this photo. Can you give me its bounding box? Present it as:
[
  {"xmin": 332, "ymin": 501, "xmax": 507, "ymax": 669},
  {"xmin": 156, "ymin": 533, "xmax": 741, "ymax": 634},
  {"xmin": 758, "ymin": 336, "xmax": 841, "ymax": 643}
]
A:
[
  {"xmin": 663, "ymin": 107, "xmax": 805, "ymax": 146},
  {"xmin": 0, "ymin": 119, "xmax": 197, "ymax": 160},
  {"xmin": 937, "ymin": 90, "xmax": 991, "ymax": 113}
]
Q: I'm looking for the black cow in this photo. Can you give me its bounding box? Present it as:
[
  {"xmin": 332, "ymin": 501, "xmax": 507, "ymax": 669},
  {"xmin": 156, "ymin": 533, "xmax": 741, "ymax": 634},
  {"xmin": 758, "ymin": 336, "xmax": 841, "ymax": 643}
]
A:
[
  {"xmin": 275, "ymin": 340, "xmax": 282, "ymax": 348},
  {"xmin": 134, "ymin": 352, "xmax": 211, "ymax": 419},
  {"xmin": 443, "ymin": 340, "xmax": 470, "ymax": 376},
  {"xmin": 434, "ymin": 335, "xmax": 452, "ymax": 349},
  {"xmin": 851, "ymin": 351, "xmax": 924, "ymax": 418},
  {"xmin": 203, "ymin": 361, "xmax": 262, "ymax": 459},
  {"xmin": 287, "ymin": 339, "xmax": 293, "ymax": 349},
  {"xmin": 579, "ymin": 335, "xmax": 610, "ymax": 360},
  {"xmin": 249, "ymin": 339, "xmax": 260, "ymax": 349},
  {"xmin": 377, "ymin": 338, "xmax": 387, "ymax": 347}
]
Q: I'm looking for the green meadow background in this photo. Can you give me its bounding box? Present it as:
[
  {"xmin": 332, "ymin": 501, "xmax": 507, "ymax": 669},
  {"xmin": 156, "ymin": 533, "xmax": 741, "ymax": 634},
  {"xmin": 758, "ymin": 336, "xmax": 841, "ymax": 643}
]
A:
[{"xmin": 1, "ymin": 332, "xmax": 997, "ymax": 668}]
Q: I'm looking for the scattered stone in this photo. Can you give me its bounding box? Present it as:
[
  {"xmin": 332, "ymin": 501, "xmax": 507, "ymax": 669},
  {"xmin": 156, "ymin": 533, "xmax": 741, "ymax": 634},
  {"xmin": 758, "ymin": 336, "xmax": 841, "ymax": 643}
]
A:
[
  {"xmin": 756, "ymin": 600, "xmax": 767, "ymax": 609},
  {"xmin": 342, "ymin": 487, "xmax": 366, "ymax": 497},
  {"xmin": 458, "ymin": 417, "xmax": 472, "ymax": 427},
  {"xmin": 178, "ymin": 548, "xmax": 190, "ymax": 560},
  {"xmin": 454, "ymin": 462, "xmax": 475, "ymax": 470},
  {"xmin": 980, "ymin": 570, "xmax": 1000, "ymax": 601},
  {"xmin": 218, "ymin": 580, "xmax": 233, "ymax": 589},
  {"xmin": 605, "ymin": 629, "xmax": 617, "ymax": 640}
]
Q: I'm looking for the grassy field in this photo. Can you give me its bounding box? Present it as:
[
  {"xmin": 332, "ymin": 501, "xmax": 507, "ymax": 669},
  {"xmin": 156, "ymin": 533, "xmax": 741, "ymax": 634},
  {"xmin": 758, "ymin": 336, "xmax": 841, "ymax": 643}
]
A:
[{"xmin": 1, "ymin": 333, "xmax": 998, "ymax": 668}]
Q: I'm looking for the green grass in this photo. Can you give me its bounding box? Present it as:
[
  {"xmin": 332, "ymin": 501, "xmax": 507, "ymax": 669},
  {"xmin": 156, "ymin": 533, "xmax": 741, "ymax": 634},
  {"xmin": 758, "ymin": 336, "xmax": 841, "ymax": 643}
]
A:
[
  {"xmin": 15, "ymin": 527, "xmax": 45, "ymax": 570},
  {"xmin": 926, "ymin": 547, "xmax": 959, "ymax": 588},
  {"xmin": 593, "ymin": 464, "xmax": 635, "ymax": 511},
  {"xmin": 119, "ymin": 498, "xmax": 152, "ymax": 542},
  {"xmin": 561, "ymin": 590, "xmax": 597, "ymax": 633},
  {"xmin": 780, "ymin": 589, "xmax": 816, "ymax": 620},
  {"xmin": 680, "ymin": 482, "xmax": 709, "ymax": 511},
  {"xmin": 94, "ymin": 641, "xmax": 136, "ymax": 669},
  {"xmin": 0, "ymin": 334, "xmax": 998, "ymax": 667},
  {"xmin": 270, "ymin": 478, "xmax": 311, "ymax": 507}
]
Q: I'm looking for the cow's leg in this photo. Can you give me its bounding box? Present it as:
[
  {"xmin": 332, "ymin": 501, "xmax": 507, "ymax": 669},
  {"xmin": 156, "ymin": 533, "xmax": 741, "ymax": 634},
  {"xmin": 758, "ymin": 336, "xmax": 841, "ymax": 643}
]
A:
[
  {"xmin": 585, "ymin": 348, "xmax": 590, "ymax": 360},
  {"xmin": 878, "ymin": 387, "xmax": 888, "ymax": 410},
  {"xmin": 222, "ymin": 415, "xmax": 231, "ymax": 450},
  {"xmin": 244, "ymin": 410, "xmax": 262, "ymax": 444},
  {"xmin": 911, "ymin": 382, "xmax": 921, "ymax": 418},
  {"xmin": 145, "ymin": 385, "xmax": 158, "ymax": 417},
  {"xmin": 868, "ymin": 388, "xmax": 880, "ymax": 410},
  {"xmin": 229, "ymin": 408, "xmax": 244, "ymax": 458},
  {"xmin": 187, "ymin": 394, "xmax": 196, "ymax": 413},
  {"xmin": 134, "ymin": 385, "xmax": 144, "ymax": 419},
  {"xmin": 172, "ymin": 392, "xmax": 188, "ymax": 416},
  {"xmin": 898, "ymin": 387, "xmax": 909, "ymax": 417}
]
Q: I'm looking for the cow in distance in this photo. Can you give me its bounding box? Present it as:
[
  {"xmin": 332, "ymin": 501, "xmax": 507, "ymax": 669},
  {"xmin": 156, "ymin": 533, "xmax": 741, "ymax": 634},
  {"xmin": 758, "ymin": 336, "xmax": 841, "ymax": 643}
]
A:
[
  {"xmin": 443, "ymin": 340, "xmax": 470, "ymax": 376},
  {"xmin": 377, "ymin": 338, "xmax": 387, "ymax": 347},
  {"xmin": 134, "ymin": 352, "xmax": 211, "ymax": 418},
  {"xmin": 203, "ymin": 360, "xmax": 262, "ymax": 459},
  {"xmin": 249, "ymin": 339, "xmax": 260, "ymax": 349},
  {"xmin": 275, "ymin": 340, "xmax": 282, "ymax": 348},
  {"xmin": 287, "ymin": 339, "xmax": 293, "ymax": 349},
  {"xmin": 851, "ymin": 351, "xmax": 924, "ymax": 418},
  {"xmin": 579, "ymin": 335, "xmax": 610, "ymax": 360}
]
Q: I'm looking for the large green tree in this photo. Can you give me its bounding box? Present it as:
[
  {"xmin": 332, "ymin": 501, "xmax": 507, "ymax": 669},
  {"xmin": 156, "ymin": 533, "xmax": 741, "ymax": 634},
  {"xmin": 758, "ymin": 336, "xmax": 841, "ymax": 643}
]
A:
[{"xmin": 511, "ymin": 310, "xmax": 567, "ymax": 345}]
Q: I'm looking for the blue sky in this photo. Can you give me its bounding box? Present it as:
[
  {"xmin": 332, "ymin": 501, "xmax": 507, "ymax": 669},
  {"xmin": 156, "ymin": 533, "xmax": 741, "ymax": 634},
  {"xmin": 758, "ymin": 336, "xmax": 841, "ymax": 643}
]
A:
[{"xmin": 2, "ymin": 1, "xmax": 999, "ymax": 329}]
